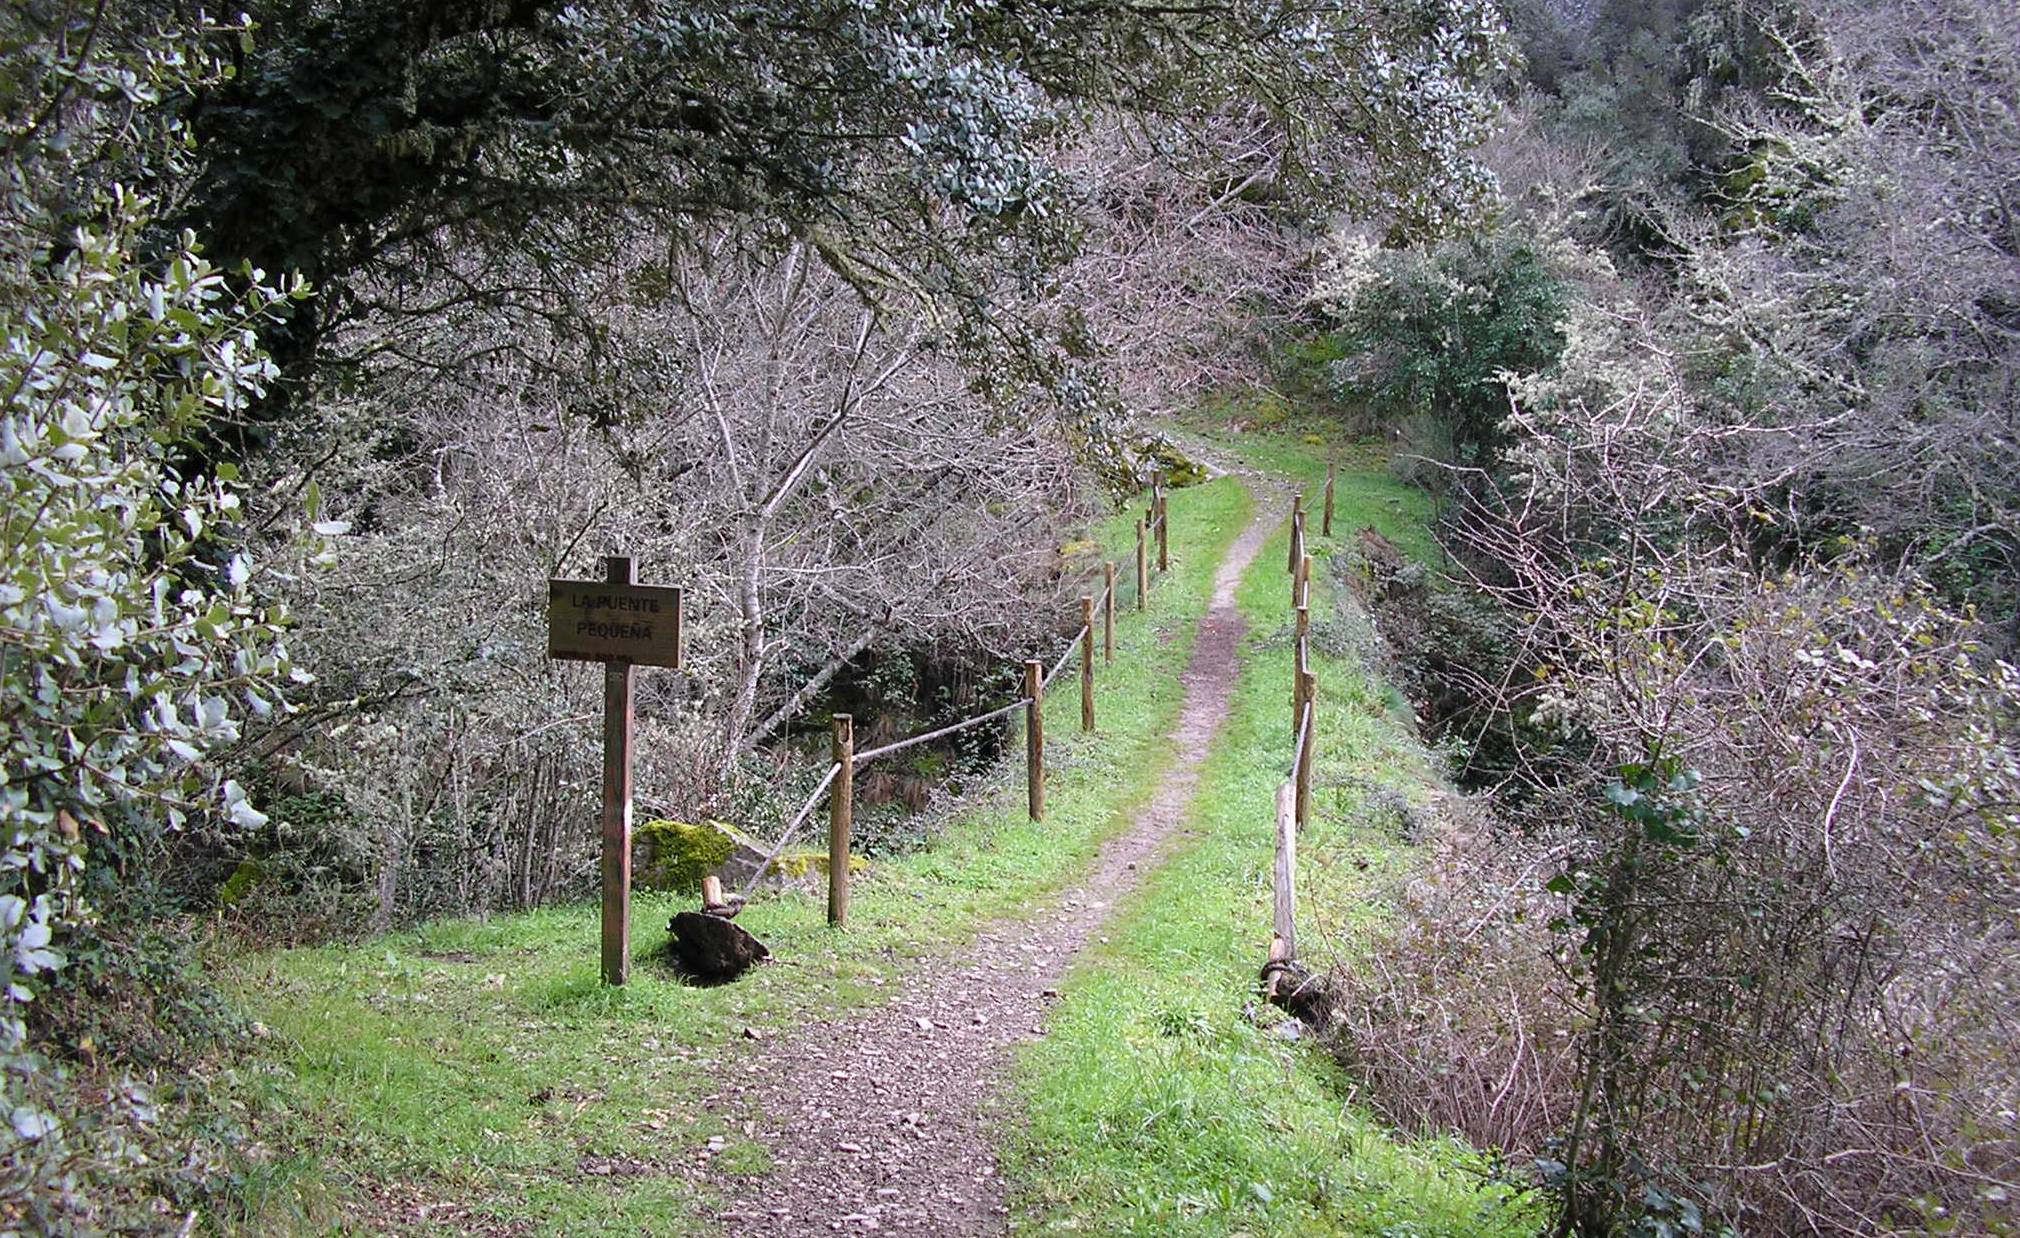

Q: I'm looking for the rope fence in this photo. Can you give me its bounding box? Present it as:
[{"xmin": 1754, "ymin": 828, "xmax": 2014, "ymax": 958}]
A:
[{"xmin": 739, "ymin": 475, "xmax": 1181, "ymax": 922}]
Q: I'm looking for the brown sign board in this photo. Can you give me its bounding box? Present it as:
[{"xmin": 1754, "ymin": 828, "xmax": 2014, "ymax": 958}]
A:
[{"xmin": 547, "ymin": 578, "xmax": 683, "ymax": 667}]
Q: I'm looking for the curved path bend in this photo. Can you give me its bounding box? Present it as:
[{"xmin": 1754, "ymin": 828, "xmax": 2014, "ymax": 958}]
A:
[{"xmin": 710, "ymin": 487, "xmax": 1279, "ymax": 1236}]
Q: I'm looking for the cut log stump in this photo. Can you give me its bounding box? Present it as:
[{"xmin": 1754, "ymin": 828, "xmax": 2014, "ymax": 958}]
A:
[
  {"xmin": 668, "ymin": 910, "xmax": 770, "ymax": 982},
  {"xmin": 1259, "ymin": 958, "xmax": 1338, "ymax": 1031}
]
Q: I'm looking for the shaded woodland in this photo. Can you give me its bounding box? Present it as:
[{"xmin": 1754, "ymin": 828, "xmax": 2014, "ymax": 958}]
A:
[{"xmin": 1, "ymin": 0, "xmax": 2015, "ymax": 1233}]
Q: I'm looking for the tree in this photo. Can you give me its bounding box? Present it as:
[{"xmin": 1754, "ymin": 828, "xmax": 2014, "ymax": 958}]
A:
[
  {"xmin": 169, "ymin": 0, "xmax": 1512, "ymax": 401},
  {"xmin": 1306, "ymin": 229, "xmax": 1568, "ymax": 471},
  {"xmin": 0, "ymin": 8, "xmax": 305, "ymax": 1222},
  {"xmin": 1321, "ymin": 2, "xmax": 2020, "ymax": 1228}
]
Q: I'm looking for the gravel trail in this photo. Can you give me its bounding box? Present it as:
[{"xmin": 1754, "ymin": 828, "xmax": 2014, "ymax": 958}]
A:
[{"xmin": 710, "ymin": 489, "xmax": 1279, "ymax": 1236}]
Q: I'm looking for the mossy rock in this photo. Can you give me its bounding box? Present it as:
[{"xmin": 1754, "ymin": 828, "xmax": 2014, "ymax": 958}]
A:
[
  {"xmin": 635, "ymin": 819, "xmax": 738, "ymax": 892},
  {"xmin": 1243, "ymin": 391, "xmax": 1292, "ymax": 428},
  {"xmin": 1138, "ymin": 436, "xmax": 1209, "ymax": 488},
  {"xmin": 770, "ymin": 850, "xmax": 870, "ymax": 882},
  {"xmin": 1059, "ymin": 537, "xmax": 1103, "ymax": 565},
  {"xmin": 218, "ymin": 858, "xmax": 266, "ymax": 906}
]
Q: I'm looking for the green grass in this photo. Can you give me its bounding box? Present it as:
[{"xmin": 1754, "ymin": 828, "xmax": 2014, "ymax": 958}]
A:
[
  {"xmin": 1005, "ymin": 423, "xmax": 1537, "ymax": 1236},
  {"xmin": 1181, "ymin": 407, "xmax": 1443, "ymax": 566},
  {"xmin": 215, "ymin": 477, "xmax": 1254, "ymax": 1235}
]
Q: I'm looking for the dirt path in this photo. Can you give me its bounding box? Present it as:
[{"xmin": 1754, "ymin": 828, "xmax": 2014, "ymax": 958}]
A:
[{"xmin": 709, "ymin": 489, "xmax": 1280, "ymax": 1236}]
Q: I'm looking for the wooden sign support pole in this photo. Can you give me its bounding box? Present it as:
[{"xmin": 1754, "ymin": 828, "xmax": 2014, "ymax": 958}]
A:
[
  {"xmin": 1103, "ymin": 562, "xmax": 1117, "ymax": 665},
  {"xmin": 1135, "ymin": 520, "xmax": 1148, "ymax": 610},
  {"xmin": 547, "ymin": 553, "xmax": 681, "ymax": 986},
  {"xmin": 1024, "ymin": 659, "xmax": 1045, "ymax": 821},
  {"xmin": 1080, "ymin": 595, "xmax": 1096, "ymax": 733},
  {"xmin": 828, "ymin": 714, "xmax": 854, "ymax": 927},
  {"xmin": 599, "ymin": 555, "xmax": 636, "ymax": 987}
]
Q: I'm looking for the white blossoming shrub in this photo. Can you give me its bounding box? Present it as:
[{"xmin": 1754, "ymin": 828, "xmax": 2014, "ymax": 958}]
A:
[{"xmin": 0, "ymin": 9, "xmax": 303, "ymax": 1210}]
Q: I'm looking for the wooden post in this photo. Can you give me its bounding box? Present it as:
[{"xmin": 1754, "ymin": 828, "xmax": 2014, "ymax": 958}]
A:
[
  {"xmin": 673, "ymin": 586, "xmax": 686, "ymax": 668},
  {"xmin": 1322, "ymin": 461, "xmax": 1336, "ymax": 538},
  {"xmin": 1271, "ymin": 780, "xmax": 1297, "ymax": 964},
  {"xmin": 1102, "ymin": 562, "xmax": 1116, "ymax": 664},
  {"xmin": 1156, "ymin": 492, "xmax": 1169, "ymax": 572},
  {"xmin": 1025, "ymin": 659, "xmax": 1045, "ymax": 821},
  {"xmin": 1134, "ymin": 519, "xmax": 1148, "ymax": 612},
  {"xmin": 1297, "ymin": 552, "xmax": 1313, "ymax": 613},
  {"xmin": 549, "ymin": 556, "xmax": 679, "ymax": 983},
  {"xmin": 1296, "ymin": 602, "xmax": 1310, "ymax": 642},
  {"xmin": 1080, "ymin": 595, "xmax": 1096, "ymax": 733},
  {"xmin": 1292, "ymin": 636, "xmax": 1309, "ymax": 742},
  {"xmin": 1289, "ymin": 494, "xmax": 1303, "ymax": 572},
  {"xmin": 828, "ymin": 714, "xmax": 854, "ymax": 927},
  {"xmin": 1296, "ymin": 668, "xmax": 1317, "ymax": 828},
  {"xmin": 599, "ymin": 556, "xmax": 636, "ymax": 986}
]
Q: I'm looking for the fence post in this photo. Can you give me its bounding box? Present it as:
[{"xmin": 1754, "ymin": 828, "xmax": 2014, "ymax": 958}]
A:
[
  {"xmin": 1296, "ymin": 668, "xmax": 1316, "ymax": 828},
  {"xmin": 1289, "ymin": 494, "xmax": 1303, "ymax": 572},
  {"xmin": 1296, "ymin": 552, "xmax": 1312, "ymax": 612},
  {"xmin": 1292, "ymin": 636, "xmax": 1308, "ymax": 741},
  {"xmin": 1156, "ymin": 492, "xmax": 1169, "ymax": 572},
  {"xmin": 1323, "ymin": 461, "xmax": 1336, "ymax": 538},
  {"xmin": 1025, "ymin": 659, "xmax": 1045, "ymax": 821},
  {"xmin": 827, "ymin": 714, "xmax": 854, "ymax": 927},
  {"xmin": 1296, "ymin": 602, "xmax": 1310, "ymax": 642},
  {"xmin": 1272, "ymin": 781, "xmax": 1297, "ymax": 964},
  {"xmin": 1135, "ymin": 519, "xmax": 1148, "ymax": 612},
  {"xmin": 1080, "ymin": 595, "xmax": 1096, "ymax": 732},
  {"xmin": 1102, "ymin": 563, "xmax": 1116, "ymax": 664}
]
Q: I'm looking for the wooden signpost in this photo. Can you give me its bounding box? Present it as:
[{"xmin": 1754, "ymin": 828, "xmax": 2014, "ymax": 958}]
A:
[{"xmin": 546, "ymin": 555, "xmax": 684, "ymax": 986}]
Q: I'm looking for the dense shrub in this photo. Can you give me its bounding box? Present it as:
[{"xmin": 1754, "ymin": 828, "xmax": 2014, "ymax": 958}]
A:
[
  {"xmin": 0, "ymin": 9, "xmax": 306, "ymax": 1227},
  {"xmin": 1304, "ymin": 232, "xmax": 1567, "ymax": 475}
]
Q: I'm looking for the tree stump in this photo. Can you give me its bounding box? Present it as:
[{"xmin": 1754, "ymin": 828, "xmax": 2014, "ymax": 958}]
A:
[
  {"xmin": 1259, "ymin": 958, "xmax": 1338, "ymax": 1031},
  {"xmin": 668, "ymin": 911, "xmax": 770, "ymax": 982}
]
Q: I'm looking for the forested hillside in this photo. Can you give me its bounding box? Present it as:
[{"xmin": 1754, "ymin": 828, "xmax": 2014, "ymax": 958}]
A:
[
  {"xmin": 1306, "ymin": 2, "xmax": 2020, "ymax": 1232},
  {"xmin": 1, "ymin": 1, "xmax": 2014, "ymax": 1234}
]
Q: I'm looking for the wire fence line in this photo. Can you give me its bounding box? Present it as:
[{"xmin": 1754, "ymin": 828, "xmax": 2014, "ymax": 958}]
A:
[
  {"xmin": 1042, "ymin": 623, "xmax": 1090, "ymax": 691},
  {"xmin": 738, "ymin": 760, "xmax": 843, "ymax": 903},
  {"xmin": 854, "ymin": 697, "xmax": 1030, "ymax": 765}
]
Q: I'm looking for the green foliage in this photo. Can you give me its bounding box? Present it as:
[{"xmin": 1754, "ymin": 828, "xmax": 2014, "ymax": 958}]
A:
[
  {"xmin": 0, "ymin": 9, "xmax": 310, "ymax": 1225},
  {"xmin": 1307, "ymin": 233, "xmax": 1567, "ymax": 473},
  {"xmin": 1541, "ymin": 757, "xmax": 1722, "ymax": 1235},
  {"xmin": 183, "ymin": 0, "xmax": 1513, "ymax": 407}
]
